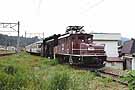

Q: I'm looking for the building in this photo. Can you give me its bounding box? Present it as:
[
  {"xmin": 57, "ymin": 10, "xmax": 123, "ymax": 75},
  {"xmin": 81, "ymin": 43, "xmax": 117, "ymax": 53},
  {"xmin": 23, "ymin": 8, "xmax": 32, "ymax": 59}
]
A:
[
  {"xmin": 91, "ymin": 33, "xmax": 122, "ymax": 69},
  {"xmin": 7, "ymin": 46, "xmax": 16, "ymax": 51},
  {"xmin": 105, "ymin": 57, "xmax": 123, "ymax": 69},
  {"xmin": 92, "ymin": 33, "xmax": 121, "ymax": 57},
  {"xmin": 121, "ymin": 39, "xmax": 135, "ymax": 70},
  {"xmin": 0, "ymin": 45, "xmax": 6, "ymax": 50}
]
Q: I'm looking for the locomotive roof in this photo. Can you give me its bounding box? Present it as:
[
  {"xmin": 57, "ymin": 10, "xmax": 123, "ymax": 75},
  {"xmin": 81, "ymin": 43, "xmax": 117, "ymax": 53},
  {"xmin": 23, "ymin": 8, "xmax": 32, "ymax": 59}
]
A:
[
  {"xmin": 58, "ymin": 34, "xmax": 70, "ymax": 39},
  {"xmin": 43, "ymin": 33, "xmax": 93, "ymax": 43},
  {"xmin": 58, "ymin": 33, "xmax": 93, "ymax": 40}
]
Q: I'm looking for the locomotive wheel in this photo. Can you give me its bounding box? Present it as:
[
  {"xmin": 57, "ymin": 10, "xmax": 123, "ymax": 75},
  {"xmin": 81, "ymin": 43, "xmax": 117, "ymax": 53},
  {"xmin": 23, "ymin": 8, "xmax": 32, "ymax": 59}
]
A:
[{"xmin": 69, "ymin": 56, "xmax": 73, "ymax": 64}]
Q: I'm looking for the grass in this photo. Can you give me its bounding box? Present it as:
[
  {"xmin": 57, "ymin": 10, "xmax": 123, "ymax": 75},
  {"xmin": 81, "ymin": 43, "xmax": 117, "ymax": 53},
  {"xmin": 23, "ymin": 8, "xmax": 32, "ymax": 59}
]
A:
[{"xmin": 0, "ymin": 52, "xmax": 128, "ymax": 90}]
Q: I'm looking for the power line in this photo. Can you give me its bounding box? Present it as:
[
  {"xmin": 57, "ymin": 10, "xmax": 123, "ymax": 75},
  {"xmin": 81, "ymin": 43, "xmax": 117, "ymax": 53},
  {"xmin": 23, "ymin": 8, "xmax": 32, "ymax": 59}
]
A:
[
  {"xmin": 81, "ymin": 0, "xmax": 105, "ymax": 14},
  {"xmin": 89, "ymin": 0, "xmax": 104, "ymax": 9}
]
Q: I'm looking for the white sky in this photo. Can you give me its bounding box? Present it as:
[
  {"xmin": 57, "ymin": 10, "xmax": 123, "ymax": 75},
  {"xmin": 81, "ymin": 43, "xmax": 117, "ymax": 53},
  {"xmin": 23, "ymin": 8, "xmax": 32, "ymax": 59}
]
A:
[{"xmin": 0, "ymin": 0, "xmax": 135, "ymax": 38}]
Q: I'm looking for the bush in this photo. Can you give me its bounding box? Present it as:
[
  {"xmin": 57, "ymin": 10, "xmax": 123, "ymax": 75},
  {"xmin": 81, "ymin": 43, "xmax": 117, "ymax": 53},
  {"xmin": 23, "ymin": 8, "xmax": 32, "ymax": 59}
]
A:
[
  {"xmin": 4, "ymin": 66, "xmax": 17, "ymax": 75},
  {"xmin": 122, "ymin": 71, "xmax": 135, "ymax": 90},
  {"xmin": 41, "ymin": 58, "xmax": 59, "ymax": 66},
  {"xmin": 99, "ymin": 77, "xmax": 113, "ymax": 87},
  {"xmin": 0, "ymin": 65, "xmax": 44, "ymax": 90},
  {"xmin": 0, "ymin": 71, "xmax": 27, "ymax": 90},
  {"xmin": 48, "ymin": 72, "xmax": 70, "ymax": 90}
]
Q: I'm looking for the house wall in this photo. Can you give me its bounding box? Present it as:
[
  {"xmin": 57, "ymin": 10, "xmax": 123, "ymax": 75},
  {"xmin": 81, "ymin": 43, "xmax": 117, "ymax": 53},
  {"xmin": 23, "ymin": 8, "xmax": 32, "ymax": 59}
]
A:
[
  {"xmin": 105, "ymin": 62, "xmax": 123, "ymax": 69},
  {"xmin": 7, "ymin": 46, "xmax": 16, "ymax": 51},
  {"xmin": 126, "ymin": 59, "xmax": 132, "ymax": 70},
  {"xmin": 93, "ymin": 41, "xmax": 119, "ymax": 57},
  {"xmin": 124, "ymin": 57, "xmax": 135, "ymax": 70},
  {"xmin": 132, "ymin": 58, "xmax": 135, "ymax": 70},
  {"xmin": 92, "ymin": 33, "xmax": 121, "ymax": 57}
]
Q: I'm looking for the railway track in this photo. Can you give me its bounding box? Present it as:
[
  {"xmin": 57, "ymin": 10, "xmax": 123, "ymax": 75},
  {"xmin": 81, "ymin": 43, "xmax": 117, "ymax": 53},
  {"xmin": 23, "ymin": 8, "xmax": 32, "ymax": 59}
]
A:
[
  {"xmin": 72, "ymin": 65, "xmax": 128, "ymax": 86},
  {"xmin": 97, "ymin": 69, "xmax": 128, "ymax": 86},
  {"xmin": 0, "ymin": 53, "xmax": 16, "ymax": 57}
]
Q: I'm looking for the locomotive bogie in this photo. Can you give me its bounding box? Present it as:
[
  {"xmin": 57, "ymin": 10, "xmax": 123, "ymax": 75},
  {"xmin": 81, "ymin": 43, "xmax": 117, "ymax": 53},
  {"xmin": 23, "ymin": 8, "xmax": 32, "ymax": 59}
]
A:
[{"xmin": 55, "ymin": 53, "xmax": 106, "ymax": 67}]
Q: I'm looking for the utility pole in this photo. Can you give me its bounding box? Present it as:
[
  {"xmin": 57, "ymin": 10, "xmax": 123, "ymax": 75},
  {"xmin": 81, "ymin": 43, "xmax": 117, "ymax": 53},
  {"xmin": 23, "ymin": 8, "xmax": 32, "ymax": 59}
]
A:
[
  {"xmin": 0, "ymin": 21, "xmax": 20, "ymax": 53},
  {"xmin": 25, "ymin": 31, "xmax": 27, "ymax": 47},
  {"xmin": 43, "ymin": 32, "xmax": 44, "ymax": 39},
  {"xmin": 17, "ymin": 21, "xmax": 20, "ymax": 53}
]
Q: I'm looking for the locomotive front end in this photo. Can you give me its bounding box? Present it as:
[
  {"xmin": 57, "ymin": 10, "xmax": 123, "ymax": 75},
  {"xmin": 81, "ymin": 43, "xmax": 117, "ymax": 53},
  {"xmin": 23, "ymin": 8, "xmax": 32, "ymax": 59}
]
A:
[{"xmin": 76, "ymin": 42, "xmax": 106, "ymax": 67}]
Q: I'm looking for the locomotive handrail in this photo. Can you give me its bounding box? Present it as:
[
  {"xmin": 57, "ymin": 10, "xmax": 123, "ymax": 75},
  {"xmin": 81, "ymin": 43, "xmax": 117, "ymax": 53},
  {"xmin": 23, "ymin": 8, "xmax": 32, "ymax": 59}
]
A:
[
  {"xmin": 72, "ymin": 49, "xmax": 104, "ymax": 51},
  {"xmin": 56, "ymin": 53, "xmax": 106, "ymax": 56}
]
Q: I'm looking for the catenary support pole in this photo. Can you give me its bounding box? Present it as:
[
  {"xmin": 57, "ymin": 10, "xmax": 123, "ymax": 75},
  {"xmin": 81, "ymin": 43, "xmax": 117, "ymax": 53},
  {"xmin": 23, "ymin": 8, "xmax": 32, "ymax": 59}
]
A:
[{"xmin": 17, "ymin": 21, "xmax": 20, "ymax": 53}]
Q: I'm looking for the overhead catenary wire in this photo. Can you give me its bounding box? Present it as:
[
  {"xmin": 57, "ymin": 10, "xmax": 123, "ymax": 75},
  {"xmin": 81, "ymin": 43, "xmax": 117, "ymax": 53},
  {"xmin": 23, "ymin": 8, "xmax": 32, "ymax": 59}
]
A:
[
  {"xmin": 80, "ymin": 0, "xmax": 105, "ymax": 14},
  {"xmin": 89, "ymin": 0, "xmax": 104, "ymax": 9}
]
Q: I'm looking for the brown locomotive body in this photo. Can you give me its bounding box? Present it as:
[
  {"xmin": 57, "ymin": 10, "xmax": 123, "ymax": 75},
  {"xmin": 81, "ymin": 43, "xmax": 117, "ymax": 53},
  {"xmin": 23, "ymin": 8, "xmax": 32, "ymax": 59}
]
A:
[{"xmin": 41, "ymin": 26, "xmax": 106, "ymax": 67}]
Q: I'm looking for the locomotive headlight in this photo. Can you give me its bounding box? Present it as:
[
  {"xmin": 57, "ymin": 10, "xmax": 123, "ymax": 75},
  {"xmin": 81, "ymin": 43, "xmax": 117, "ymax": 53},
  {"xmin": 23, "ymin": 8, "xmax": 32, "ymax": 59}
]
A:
[{"xmin": 88, "ymin": 47, "xmax": 95, "ymax": 51}]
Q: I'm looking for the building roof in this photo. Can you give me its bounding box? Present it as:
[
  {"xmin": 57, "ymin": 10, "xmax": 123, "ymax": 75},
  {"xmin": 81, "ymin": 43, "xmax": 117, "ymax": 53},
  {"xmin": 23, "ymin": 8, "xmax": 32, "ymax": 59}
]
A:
[
  {"xmin": 92, "ymin": 33, "xmax": 121, "ymax": 41},
  {"xmin": 106, "ymin": 57, "xmax": 123, "ymax": 62},
  {"xmin": 121, "ymin": 39, "xmax": 135, "ymax": 54},
  {"xmin": 92, "ymin": 33, "xmax": 121, "ymax": 35}
]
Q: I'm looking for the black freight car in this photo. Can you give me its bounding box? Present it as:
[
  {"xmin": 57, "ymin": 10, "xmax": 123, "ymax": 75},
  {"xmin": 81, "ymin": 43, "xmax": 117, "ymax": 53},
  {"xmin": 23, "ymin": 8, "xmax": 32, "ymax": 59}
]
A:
[{"xmin": 41, "ymin": 26, "xmax": 106, "ymax": 67}]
